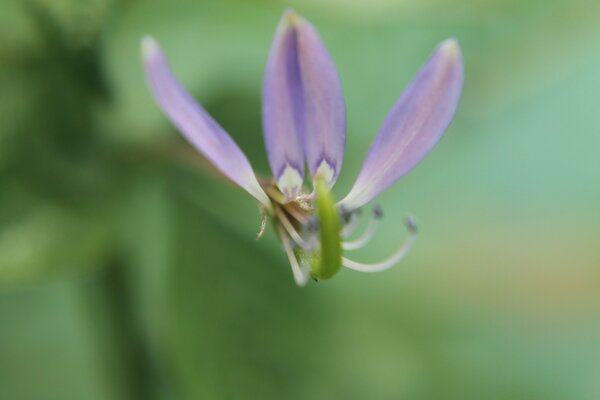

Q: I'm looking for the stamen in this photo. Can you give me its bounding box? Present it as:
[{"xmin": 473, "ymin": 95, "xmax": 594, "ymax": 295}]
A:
[
  {"xmin": 339, "ymin": 206, "xmax": 352, "ymax": 223},
  {"xmin": 265, "ymin": 185, "xmax": 287, "ymax": 204},
  {"xmin": 275, "ymin": 207, "xmax": 311, "ymax": 250},
  {"xmin": 256, "ymin": 206, "xmax": 267, "ymax": 240},
  {"xmin": 372, "ymin": 204, "xmax": 383, "ymax": 219},
  {"xmin": 278, "ymin": 226, "xmax": 310, "ymax": 286},
  {"xmin": 306, "ymin": 216, "xmax": 319, "ymax": 233},
  {"xmin": 341, "ymin": 208, "xmax": 362, "ymax": 238},
  {"xmin": 295, "ymin": 216, "xmax": 319, "ymax": 249},
  {"xmin": 285, "ymin": 204, "xmax": 309, "ymax": 225},
  {"xmin": 342, "ymin": 206, "xmax": 384, "ymax": 250},
  {"xmin": 342, "ymin": 217, "xmax": 418, "ymax": 273},
  {"xmin": 342, "ymin": 218, "xmax": 379, "ymax": 250}
]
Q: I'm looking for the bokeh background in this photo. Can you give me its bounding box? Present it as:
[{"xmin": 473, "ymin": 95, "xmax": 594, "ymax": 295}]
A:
[{"xmin": 1, "ymin": 0, "xmax": 599, "ymax": 399}]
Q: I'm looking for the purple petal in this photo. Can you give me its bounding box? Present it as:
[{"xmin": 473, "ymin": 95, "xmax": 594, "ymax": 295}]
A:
[
  {"xmin": 293, "ymin": 12, "xmax": 346, "ymax": 187},
  {"xmin": 340, "ymin": 39, "xmax": 464, "ymax": 209},
  {"xmin": 262, "ymin": 10, "xmax": 346, "ymax": 199},
  {"xmin": 142, "ymin": 37, "xmax": 271, "ymax": 208}
]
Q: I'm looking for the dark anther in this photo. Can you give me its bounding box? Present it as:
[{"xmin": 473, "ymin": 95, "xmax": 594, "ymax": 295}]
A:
[
  {"xmin": 306, "ymin": 217, "xmax": 320, "ymax": 232},
  {"xmin": 405, "ymin": 216, "xmax": 418, "ymax": 234},
  {"xmin": 339, "ymin": 206, "xmax": 352, "ymax": 223},
  {"xmin": 373, "ymin": 205, "xmax": 384, "ymax": 219}
]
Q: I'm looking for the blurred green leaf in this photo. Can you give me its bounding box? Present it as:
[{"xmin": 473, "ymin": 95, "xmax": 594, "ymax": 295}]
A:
[
  {"xmin": 163, "ymin": 174, "xmax": 323, "ymax": 399},
  {"xmin": 0, "ymin": 276, "xmax": 135, "ymax": 400},
  {"xmin": 0, "ymin": 201, "xmax": 116, "ymax": 286},
  {"xmin": 0, "ymin": 0, "xmax": 599, "ymax": 399}
]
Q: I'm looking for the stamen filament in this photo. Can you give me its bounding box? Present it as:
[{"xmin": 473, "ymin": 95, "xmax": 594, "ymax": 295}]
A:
[
  {"xmin": 275, "ymin": 207, "xmax": 310, "ymax": 249},
  {"xmin": 265, "ymin": 185, "xmax": 287, "ymax": 204},
  {"xmin": 279, "ymin": 226, "xmax": 309, "ymax": 286},
  {"xmin": 285, "ymin": 205, "xmax": 309, "ymax": 225},
  {"xmin": 342, "ymin": 218, "xmax": 417, "ymax": 273},
  {"xmin": 342, "ymin": 218, "xmax": 379, "ymax": 250},
  {"xmin": 341, "ymin": 213, "xmax": 361, "ymax": 238}
]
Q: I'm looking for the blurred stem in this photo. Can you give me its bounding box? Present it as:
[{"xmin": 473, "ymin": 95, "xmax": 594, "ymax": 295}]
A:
[{"xmin": 104, "ymin": 259, "xmax": 160, "ymax": 400}]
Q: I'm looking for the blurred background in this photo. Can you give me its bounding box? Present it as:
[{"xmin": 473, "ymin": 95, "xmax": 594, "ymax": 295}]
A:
[{"xmin": 1, "ymin": 0, "xmax": 599, "ymax": 399}]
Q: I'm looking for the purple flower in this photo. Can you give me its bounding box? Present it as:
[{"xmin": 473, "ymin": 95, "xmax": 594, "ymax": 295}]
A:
[{"xmin": 142, "ymin": 10, "xmax": 463, "ymax": 286}]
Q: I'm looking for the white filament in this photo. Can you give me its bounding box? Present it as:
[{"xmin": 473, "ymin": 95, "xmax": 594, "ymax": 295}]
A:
[
  {"xmin": 285, "ymin": 205, "xmax": 309, "ymax": 225},
  {"xmin": 342, "ymin": 218, "xmax": 379, "ymax": 250},
  {"xmin": 341, "ymin": 213, "xmax": 361, "ymax": 238},
  {"xmin": 342, "ymin": 224, "xmax": 417, "ymax": 273},
  {"xmin": 275, "ymin": 207, "xmax": 309, "ymax": 249},
  {"xmin": 279, "ymin": 227, "xmax": 309, "ymax": 286}
]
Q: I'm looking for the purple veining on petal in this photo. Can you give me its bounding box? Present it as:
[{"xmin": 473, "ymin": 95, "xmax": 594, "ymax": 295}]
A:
[
  {"xmin": 313, "ymin": 153, "xmax": 338, "ymax": 185},
  {"xmin": 142, "ymin": 37, "xmax": 271, "ymax": 208},
  {"xmin": 293, "ymin": 11, "xmax": 346, "ymax": 187},
  {"xmin": 340, "ymin": 39, "xmax": 464, "ymax": 209},
  {"xmin": 262, "ymin": 10, "xmax": 346, "ymax": 198},
  {"xmin": 262, "ymin": 11, "xmax": 306, "ymax": 200}
]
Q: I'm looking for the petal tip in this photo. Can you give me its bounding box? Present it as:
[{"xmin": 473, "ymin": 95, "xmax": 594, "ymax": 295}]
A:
[
  {"xmin": 439, "ymin": 38, "xmax": 462, "ymax": 59},
  {"xmin": 341, "ymin": 37, "xmax": 464, "ymax": 209},
  {"xmin": 281, "ymin": 8, "xmax": 304, "ymax": 27},
  {"xmin": 141, "ymin": 36, "xmax": 159, "ymax": 59},
  {"xmin": 282, "ymin": 8, "xmax": 299, "ymax": 19}
]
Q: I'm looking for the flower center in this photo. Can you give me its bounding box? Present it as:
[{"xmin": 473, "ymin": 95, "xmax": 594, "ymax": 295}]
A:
[
  {"xmin": 257, "ymin": 177, "xmax": 417, "ymax": 286},
  {"xmin": 259, "ymin": 177, "xmax": 342, "ymax": 281}
]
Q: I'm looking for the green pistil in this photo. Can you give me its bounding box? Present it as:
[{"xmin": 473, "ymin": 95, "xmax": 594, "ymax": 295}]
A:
[{"xmin": 310, "ymin": 177, "xmax": 342, "ymax": 280}]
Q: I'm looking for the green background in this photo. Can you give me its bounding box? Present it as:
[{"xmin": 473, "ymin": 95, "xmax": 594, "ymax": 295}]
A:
[{"xmin": 1, "ymin": 0, "xmax": 599, "ymax": 399}]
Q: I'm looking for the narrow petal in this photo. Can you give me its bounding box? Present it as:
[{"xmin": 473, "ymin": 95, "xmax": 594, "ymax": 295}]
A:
[
  {"xmin": 294, "ymin": 12, "xmax": 346, "ymax": 188},
  {"xmin": 262, "ymin": 10, "xmax": 346, "ymax": 199},
  {"xmin": 142, "ymin": 37, "xmax": 271, "ymax": 208},
  {"xmin": 340, "ymin": 39, "xmax": 464, "ymax": 209}
]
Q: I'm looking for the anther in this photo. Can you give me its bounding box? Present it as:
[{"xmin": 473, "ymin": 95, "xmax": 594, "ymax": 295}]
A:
[
  {"xmin": 306, "ymin": 217, "xmax": 319, "ymax": 233},
  {"xmin": 405, "ymin": 216, "xmax": 418, "ymax": 234},
  {"xmin": 278, "ymin": 226, "xmax": 310, "ymax": 286},
  {"xmin": 373, "ymin": 205, "xmax": 383, "ymax": 219},
  {"xmin": 339, "ymin": 206, "xmax": 353, "ymax": 224},
  {"xmin": 341, "ymin": 209, "xmax": 361, "ymax": 238}
]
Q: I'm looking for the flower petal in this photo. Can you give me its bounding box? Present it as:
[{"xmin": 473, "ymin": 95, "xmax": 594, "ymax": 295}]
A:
[
  {"xmin": 262, "ymin": 10, "xmax": 346, "ymax": 199},
  {"xmin": 293, "ymin": 12, "xmax": 346, "ymax": 188},
  {"xmin": 340, "ymin": 39, "xmax": 464, "ymax": 209},
  {"xmin": 142, "ymin": 37, "xmax": 271, "ymax": 208}
]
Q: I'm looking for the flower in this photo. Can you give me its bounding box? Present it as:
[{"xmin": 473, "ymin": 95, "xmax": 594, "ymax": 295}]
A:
[{"xmin": 142, "ymin": 9, "xmax": 463, "ymax": 286}]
